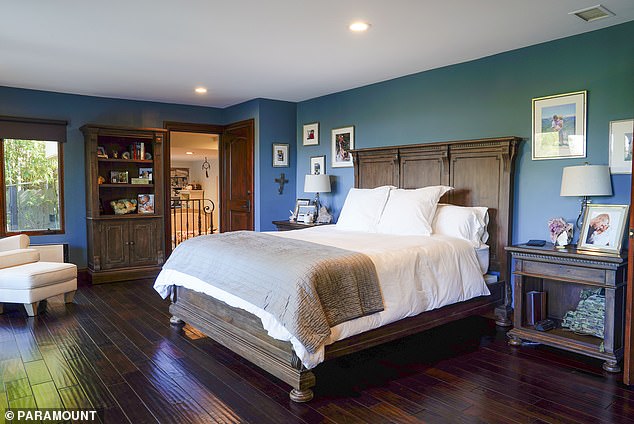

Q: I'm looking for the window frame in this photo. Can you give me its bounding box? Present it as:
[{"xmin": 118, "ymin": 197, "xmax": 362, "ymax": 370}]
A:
[{"xmin": 0, "ymin": 138, "xmax": 65, "ymax": 236}]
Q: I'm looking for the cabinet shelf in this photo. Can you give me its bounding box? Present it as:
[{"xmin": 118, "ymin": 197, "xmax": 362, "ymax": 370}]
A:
[
  {"xmin": 99, "ymin": 184, "xmax": 153, "ymax": 188},
  {"xmin": 98, "ymin": 158, "xmax": 153, "ymax": 164},
  {"xmin": 90, "ymin": 214, "xmax": 162, "ymax": 220}
]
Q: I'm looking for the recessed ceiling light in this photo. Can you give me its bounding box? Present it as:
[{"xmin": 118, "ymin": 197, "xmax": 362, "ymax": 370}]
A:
[
  {"xmin": 186, "ymin": 151, "xmax": 194, "ymax": 155},
  {"xmin": 194, "ymin": 87, "xmax": 207, "ymax": 94},
  {"xmin": 570, "ymin": 5, "xmax": 613, "ymax": 22},
  {"xmin": 349, "ymin": 21, "xmax": 370, "ymax": 32}
]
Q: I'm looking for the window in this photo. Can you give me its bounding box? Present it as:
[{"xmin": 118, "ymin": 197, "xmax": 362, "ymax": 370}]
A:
[{"xmin": 0, "ymin": 116, "xmax": 67, "ymax": 236}]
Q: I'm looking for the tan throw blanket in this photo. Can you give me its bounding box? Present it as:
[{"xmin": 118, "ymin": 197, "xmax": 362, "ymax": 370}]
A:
[{"xmin": 163, "ymin": 231, "xmax": 383, "ymax": 353}]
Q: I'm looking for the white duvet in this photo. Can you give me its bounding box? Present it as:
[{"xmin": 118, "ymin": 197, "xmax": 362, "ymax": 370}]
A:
[{"xmin": 154, "ymin": 225, "xmax": 489, "ymax": 369}]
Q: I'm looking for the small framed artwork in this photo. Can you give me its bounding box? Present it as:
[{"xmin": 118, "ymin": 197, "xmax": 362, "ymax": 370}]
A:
[
  {"xmin": 532, "ymin": 90, "xmax": 586, "ymax": 160},
  {"xmin": 578, "ymin": 204, "xmax": 629, "ymax": 254},
  {"xmin": 310, "ymin": 155, "xmax": 326, "ymax": 175},
  {"xmin": 609, "ymin": 118, "xmax": 634, "ymax": 174},
  {"xmin": 297, "ymin": 204, "xmax": 318, "ymax": 223},
  {"xmin": 303, "ymin": 122, "xmax": 319, "ymax": 146},
  {"xmin": 97, "ymin": 146, "xmax": 108, "ymax": 158},
  {"xmin": 110, "ymin": 171, "xmax": 129, "ymax": 184},
  {"xmin": 138, "ymin": 167, "xmax": 153, "ymax": 181},
  {"xmin": 292, "ymin": 198, "xmax": 310, "ymax": 221},
  {"xmin": 137, "ymin": 194, "xmax": 155, "ymax": 214},
  {"xmin": 273, "ymin": 143, "xmax": 289, "ymax": 167},
  {"xmin": 332, "ymin": 126, "xmax": 354, "ymax": 168}
]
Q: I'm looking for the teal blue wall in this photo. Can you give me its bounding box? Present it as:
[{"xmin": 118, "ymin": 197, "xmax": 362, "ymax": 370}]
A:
[
  {"xmin": 295, "ymin": 22, "xmax": 634, "ymax": 244},
  {"xmin": 0, "ymin": 86, "xmax": 222, "ymax": 266}
]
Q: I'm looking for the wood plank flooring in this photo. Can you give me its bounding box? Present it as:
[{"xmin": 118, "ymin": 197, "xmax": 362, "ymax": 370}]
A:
[{"xmin": 1, "ymin": 279, "xmax": 633, "ymax": 423}]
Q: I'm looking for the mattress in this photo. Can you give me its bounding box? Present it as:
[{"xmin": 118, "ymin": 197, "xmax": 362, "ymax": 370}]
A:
[{"xmin": 154, "ymin": 225, "xmax": 489, "ymax": 368}]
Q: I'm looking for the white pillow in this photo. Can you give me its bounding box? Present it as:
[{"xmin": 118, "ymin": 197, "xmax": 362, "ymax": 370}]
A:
[
  {"xmin": 376, "ymin": 186, "xmax": 453, "ymax": 236},
  {"xmin": 336, "ymin": 186, "xmax": 393, "ymax": 232},
  {"xmin": 432, "ymin": 204, "xmax": 489, "ymax": 247}
]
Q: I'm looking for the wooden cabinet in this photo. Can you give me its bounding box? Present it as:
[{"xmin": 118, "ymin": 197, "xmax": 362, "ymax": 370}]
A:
[
  {"xmin": 272, "ymin": 220, "xmax": 326, "ymax": 231},
  {"xmin": 506, "ymin": 243, "xmax": 627, "ymax": 372},
  {"xmin": 82, "ymin": 124, "xmax": 166, "ymax": 283}
]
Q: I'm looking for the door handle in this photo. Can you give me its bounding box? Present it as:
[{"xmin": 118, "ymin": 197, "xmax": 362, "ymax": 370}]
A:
[
  {"xmin": 243, "ymin": 200, "xmax": 251, "ymax": 210},
  {"xmin": 629, "ymin": 229, "xmax": 634, "ymax": 239}
]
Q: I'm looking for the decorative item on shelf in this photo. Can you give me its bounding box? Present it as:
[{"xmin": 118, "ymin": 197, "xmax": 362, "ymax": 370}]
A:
[
  {"xmin": 111, "ymin": 150, "xmax": 119, "ymax": 159},
  {"xmin": 561, "ymin": 288, "xmax": 605, "ymax": 339},
  {"xmin": 547, "ymin": 217, "xmax": 573, "ymax": 248},
  {"xmin": 275, "ymin": 173, "xmax": 288, "ymax": 194},
  {"xmin": 291, "ymin": 198, "xmax": 310, "ymax": 222},
  {"xmin": 97, "ymin": 146, "xmax": 108, "ymax": 158},
  {"xmin": 316, "ymin": 205, "xmax": 332, "ymax": 224},
  {"xmin": 131, "ymin": 178, "xmax": 149, "ymax": 184},
  {"xmin": 304, "ymin": 173, "xmax": 331, "ymax": 220},
  {"xmin": 137, "ymin": 194, "xmax": 155, "ymax": 214},
  {"xmin": 532, "ymin": 90, "xmax": 586, "ymax": 160},
  {"xmin": 145, "ymin": 152, "xmax": 152, "ymax": 160},
  {"xmin": 97, "ymin": 176, "xmax": 105, "ymax": 185},
  {"xmin": 110, "ymin": 198, "xmax": 137, "ymax": 214},
  {"xmin": 138, "ymin": 167, "xmax": 152, "ymax": 181},
  {"xmin": 202, "ymin": 157, "xmax": 211, "ymax": 178},
  {"xmin": 578, "ymin": 203, "xmax": 629, "ymax": 254},
  {"xmin": 297, "ymin": 204, "xmax": 317, "ymax": 224},
  {"xmin": 560, "ymin": 163, "xmax": 612, "ymax": 229},
  {"xmin": 121, "ymin": 151, "xmax": 131, "ymax": 160},
  {"xmin": 110, "ymin": 171, "xmax": 129, "ymax": 184}
]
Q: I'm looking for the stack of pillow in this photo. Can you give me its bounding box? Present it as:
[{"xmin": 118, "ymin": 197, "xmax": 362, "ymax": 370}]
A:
[{"xmin": 336, "ymin": 185, "xmax": 489, "ymax": 248}]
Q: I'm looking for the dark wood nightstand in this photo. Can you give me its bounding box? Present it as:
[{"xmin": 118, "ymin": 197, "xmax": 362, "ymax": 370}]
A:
[
  {"xmin": 506, "ymin": 243, "xmax": 627, "ymax": 372},
  {"xmin": 271, "ymin": 220, "xmax": 325, "ymax": 231}
]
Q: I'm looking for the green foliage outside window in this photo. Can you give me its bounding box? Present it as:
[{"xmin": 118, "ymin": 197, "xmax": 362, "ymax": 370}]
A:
[{"xmin": 4, "ymin": 139, "xmax": 61, "ymax": 232}]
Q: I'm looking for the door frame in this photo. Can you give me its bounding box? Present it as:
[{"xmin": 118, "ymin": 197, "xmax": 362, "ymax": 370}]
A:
[{"xmin": 163, "ymin": 121, "xmax": 224, "ymax": 257}]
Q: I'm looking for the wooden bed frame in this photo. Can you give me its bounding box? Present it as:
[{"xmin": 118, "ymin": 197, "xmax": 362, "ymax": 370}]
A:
[{"xmin": 168, "ymin": 136, "xmax": 520, "ymax": 402}]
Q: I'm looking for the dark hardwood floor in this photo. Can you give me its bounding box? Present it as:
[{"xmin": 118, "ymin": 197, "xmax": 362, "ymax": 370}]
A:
[{"xmin": 1, "ymin": 280, "xmax": 634, "ymax": 423}]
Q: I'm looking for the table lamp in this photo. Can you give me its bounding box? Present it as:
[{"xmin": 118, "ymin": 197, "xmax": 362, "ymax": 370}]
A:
[
  {"xmin": 304, "ymin": 174, "xmax": 331, "ymax": 218},
  {"xmin": 560, "ymin": 163, "xmax": 612, "ymax": 228}
]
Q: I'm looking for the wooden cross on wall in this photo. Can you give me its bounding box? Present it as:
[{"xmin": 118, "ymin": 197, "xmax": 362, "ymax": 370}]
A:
[{"xmin": 275, "ymin": 173, "xmax": 289, "ymax": 194}]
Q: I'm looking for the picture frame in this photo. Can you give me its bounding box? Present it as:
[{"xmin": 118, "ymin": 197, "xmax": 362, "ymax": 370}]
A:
[
  {"xmin": 97, "ymin": 146, "xmax": 108, "ymax": 158},
  {"xmin": 332, "ymin": 126, "xmax": 354, "ymax": 168},
  {"xmin": 137, "ymin": 193, "xmax": 155, "ymax": 214},
  {"xmin": 303, "ymin": 122, "xmax": 319, "ymax": 146},
  {"xmin": 292, "ymin": 198, "xmax": 310, "ymax": 221},
  {"xmin": 297, "ymin": 204, "xmax": 318, "ymax": 223},
  {"xmin": 310, "ymin": 155, "xmax": 326, "ymax": 175},
  {"xmin": 138, "ymin": 167, "xmax": 153, "ymax": 181},
  {"xmin": 532, "ymin": 90, "xmax": 586, "ymax": 160},
  {"xmin": 110, "ymin": 170, "xmax": 129, "ymax": 184},
  {"xmin": 578, "ymin": 204, "xmax": 629, "ymax": 254},
  {"xmin": 609, "ymin": 118, "xmax": 634, "ymax": 174},
  {"xmin": 272, "ymin": 143, "xmax": 289, "ymax": 167}
]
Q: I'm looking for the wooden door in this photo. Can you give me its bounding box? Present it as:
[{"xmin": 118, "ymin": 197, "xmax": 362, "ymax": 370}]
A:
[
  {"xmin": 129, "ymin": 219, "xmax": 160, "ymax": 267},
  {"xmin": 221, "ymin": 119, "xmax": 254, "ymax": 232},
  {"xmin": 624, "ymin": 177, "xmax": 634, "ymax": 384},
  {"xmin": 98, "ymin": 220, "xmax": 128, "ymax": 270}
]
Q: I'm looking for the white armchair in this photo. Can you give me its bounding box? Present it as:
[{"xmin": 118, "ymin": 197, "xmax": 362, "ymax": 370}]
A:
[{"xmin": 0, "ymin": 235, "xmax": 77, "ymax": 316}]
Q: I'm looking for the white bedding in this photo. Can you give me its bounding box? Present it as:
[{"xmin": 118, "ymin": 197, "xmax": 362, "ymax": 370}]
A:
[{"xmin": 154, "ymin": 225, "xmax": 489, "ymax": 369}]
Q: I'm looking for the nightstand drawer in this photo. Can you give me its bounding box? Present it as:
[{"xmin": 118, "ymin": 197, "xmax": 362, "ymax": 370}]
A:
[{"xmin": 521, "ymin": 260, "xmax": 607, "ymax": 285}]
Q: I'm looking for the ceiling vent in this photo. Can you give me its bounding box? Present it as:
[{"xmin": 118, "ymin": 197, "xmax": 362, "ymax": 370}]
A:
[{"xmin": 570, "ymin": 5, "xmax": 614, "ymax": 22}]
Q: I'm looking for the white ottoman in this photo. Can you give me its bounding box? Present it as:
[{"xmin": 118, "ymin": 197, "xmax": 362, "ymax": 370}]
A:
[{"xmin": 0, "ymin": 261, "xmax": 77, "ymax": 316}]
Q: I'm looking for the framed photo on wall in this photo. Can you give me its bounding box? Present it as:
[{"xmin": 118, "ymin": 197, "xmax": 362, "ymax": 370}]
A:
[
  {"xmin": 609, "ymin": 118, "xmax": 634, "ymax": 174},
  {"xmin": 310, "ymin": 155, "xmax": 326, "ymax": 175},
  {"xmin": 303, "ymin": 122, "xmax": 319, "ymax": 146},
  {"xmin": 332, "ymin": 126, "xmax": 354, "ymax": 168},
  {"xmin": 578, "ymin": 204, "xmax": 629, "ymax": 254},
  {"xmin": 272, "ymin": 143, "xmax": 289, "ymax": 167},
  {"xmin": 532, "ymin": 90, "xmax": 586, "ymax": 160}
]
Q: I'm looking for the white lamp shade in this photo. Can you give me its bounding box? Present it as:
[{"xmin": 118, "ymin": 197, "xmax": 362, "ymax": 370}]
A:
[
  {"xmin": 304, "ymin": 174, "xmax": 331, "ymax": 193},
  {"xmin": 560, "ymin": 164, "xmax": 612, "ymax": 197}
]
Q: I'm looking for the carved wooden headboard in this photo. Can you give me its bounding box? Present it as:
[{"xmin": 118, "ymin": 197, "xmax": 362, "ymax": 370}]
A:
[{"xmin": 351, "ymin": 136, "xmax": 520, "ymax": 283}]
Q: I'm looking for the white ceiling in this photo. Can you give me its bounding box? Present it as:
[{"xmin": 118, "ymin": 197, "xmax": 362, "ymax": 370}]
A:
[
  {"xmin": 170, "ymin": 132, "xmax": 218, "ymax": 162},
  {"xmin": 2, "ymin": 1, "xmax": 633, "ymax": 108}
]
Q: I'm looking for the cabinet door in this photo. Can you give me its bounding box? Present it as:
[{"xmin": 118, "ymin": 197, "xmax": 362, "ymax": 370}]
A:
[
  {"xmin": 129, "ymin": 220, "xmax": 159, "ymax": 267},
  {"xmin": 99, "ymin": 221, "xmax": 128, "ymax": 270}
]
